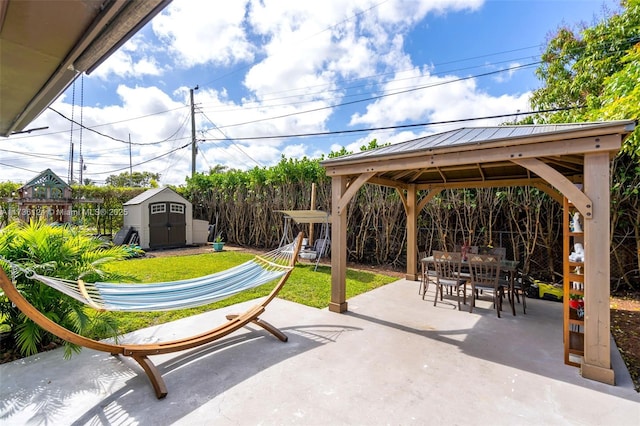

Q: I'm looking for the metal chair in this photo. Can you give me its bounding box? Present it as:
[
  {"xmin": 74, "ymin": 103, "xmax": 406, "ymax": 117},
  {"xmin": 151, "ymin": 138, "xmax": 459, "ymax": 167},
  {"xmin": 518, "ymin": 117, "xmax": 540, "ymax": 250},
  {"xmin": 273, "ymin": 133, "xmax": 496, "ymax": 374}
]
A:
[
  {"xmin": 432, "ymin": 251, "xmax": 467, "ymax": 310},
  {"xmin": 468, "ymin": 253, "xmax": 505, "ymax": 317}
]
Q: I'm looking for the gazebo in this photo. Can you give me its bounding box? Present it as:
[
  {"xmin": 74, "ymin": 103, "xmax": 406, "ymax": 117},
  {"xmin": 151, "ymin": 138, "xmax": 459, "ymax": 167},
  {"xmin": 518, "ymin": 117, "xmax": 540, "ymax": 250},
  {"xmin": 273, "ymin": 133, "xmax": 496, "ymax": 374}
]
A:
[
  {"xmin": 321, "ymin": 119, "xmax": 636, "ymax": 385},
  {"xmin": 15, "ymin": 169, "xmax": 73, "ymax": 223}
]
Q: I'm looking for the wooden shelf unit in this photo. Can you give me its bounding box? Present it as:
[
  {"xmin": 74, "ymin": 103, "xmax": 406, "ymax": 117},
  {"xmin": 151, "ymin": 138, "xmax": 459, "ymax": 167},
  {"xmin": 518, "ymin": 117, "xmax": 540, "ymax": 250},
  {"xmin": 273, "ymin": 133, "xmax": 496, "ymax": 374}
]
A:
[{"xmin": 563, "ymin": 197, "xmax": 585, "ymax": 367}]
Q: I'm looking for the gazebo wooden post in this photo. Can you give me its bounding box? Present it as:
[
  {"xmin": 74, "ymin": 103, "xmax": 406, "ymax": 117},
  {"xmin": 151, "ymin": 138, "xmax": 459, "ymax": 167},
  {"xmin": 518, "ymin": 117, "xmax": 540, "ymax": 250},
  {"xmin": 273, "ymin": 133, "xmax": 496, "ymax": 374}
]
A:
[
  {"xmin": 329, "ymin": 175, "xmax": 348, "ymax": 313},
  {"xmin": 581, "ymin": 151, "xmax": 615, "ymax": 384},
  {"xmin": 405, "ymin": 184, "xmax": 418, "ymax": 280}
]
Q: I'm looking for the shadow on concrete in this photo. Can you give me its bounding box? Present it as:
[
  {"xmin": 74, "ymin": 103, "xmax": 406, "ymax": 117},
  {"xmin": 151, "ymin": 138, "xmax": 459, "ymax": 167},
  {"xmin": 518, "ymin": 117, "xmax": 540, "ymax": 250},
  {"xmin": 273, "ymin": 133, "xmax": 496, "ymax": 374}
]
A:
[
  {"xmin": 346, "ymin": 283, "xmax": 638, "ymax": 403},
  {"xmin": 1, "ymin": 316, "xmax": 360, "ymax": 425}
]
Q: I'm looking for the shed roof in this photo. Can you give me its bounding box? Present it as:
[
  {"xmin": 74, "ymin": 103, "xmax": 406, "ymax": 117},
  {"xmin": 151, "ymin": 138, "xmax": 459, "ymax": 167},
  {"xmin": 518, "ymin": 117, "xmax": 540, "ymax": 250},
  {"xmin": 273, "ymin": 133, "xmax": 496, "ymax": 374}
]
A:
[{"xmin": 124, "ymin": 187, "xmax": 186, "ymax": 206}]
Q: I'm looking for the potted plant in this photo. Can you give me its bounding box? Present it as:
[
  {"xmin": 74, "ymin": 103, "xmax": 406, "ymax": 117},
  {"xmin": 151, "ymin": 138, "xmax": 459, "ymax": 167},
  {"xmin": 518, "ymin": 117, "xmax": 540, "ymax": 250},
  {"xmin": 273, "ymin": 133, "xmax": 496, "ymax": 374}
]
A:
[
  {"xmin": 568, "ymin": 294, "xmax": 584, "ymax": 310},
  {"xmin": 211, "ymin": 233, "xmax": 225, "ymax": 251},
  {"xmin": 569, "ymin": 294, "xmax": 584, "ymax": 318}
]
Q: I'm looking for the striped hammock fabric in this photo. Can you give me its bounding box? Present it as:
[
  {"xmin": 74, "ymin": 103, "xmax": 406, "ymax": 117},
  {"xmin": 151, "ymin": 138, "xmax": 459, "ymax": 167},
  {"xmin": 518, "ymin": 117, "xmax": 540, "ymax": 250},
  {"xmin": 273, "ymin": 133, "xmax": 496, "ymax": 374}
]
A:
[{"xmin": 6, "ymin": 241, "xmax": 296, "ymax": 312}]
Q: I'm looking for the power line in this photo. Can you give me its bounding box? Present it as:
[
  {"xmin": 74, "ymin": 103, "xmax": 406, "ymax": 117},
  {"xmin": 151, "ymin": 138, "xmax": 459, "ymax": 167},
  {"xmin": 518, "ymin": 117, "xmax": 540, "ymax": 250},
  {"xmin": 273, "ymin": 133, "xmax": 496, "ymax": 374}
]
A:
[
  {"xmin": 0, "ymin": 162, "xmax": 43, "ymax": 174},
  {"xmin": 196, "ymin": 51, "xmax": 544, "ymax": 114},
  {"xmin": 199, "ymin": 111, "xmax": 262, "ymax": 168},
  {"xmin": 47, "ymin": 107, "xmax": 191, "ymax": 146},
  {"xmin": 201, "ymin": 106, "xmax": 581, "ymax": 142},
  {"xmin": 0, "ymin": 148, "xmax": 65, "ymax": 161},
  {"xmin": 88, "ymin": 142, "xmax": 191, "ymax": 176},
  {"xmin": 214, "ymin": 62, "xmax": 541, "ymax": 131}
]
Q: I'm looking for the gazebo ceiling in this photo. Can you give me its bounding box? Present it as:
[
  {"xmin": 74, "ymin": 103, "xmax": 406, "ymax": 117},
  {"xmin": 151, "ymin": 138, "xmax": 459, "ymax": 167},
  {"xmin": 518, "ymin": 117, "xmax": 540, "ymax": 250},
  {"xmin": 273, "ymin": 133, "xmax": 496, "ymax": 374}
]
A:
[
  {"xmin": 0, "ymin": 0, "xmax": 171, "ymax": 137},
  {"xmin": 321, "ymin": 121, "xmax": 637, "ymax": 189}
]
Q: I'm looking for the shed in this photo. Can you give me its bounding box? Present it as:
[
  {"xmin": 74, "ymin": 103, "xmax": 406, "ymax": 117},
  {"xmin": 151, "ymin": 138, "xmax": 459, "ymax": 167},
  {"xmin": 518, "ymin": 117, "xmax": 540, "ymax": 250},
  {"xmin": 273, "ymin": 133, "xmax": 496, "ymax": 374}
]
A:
[{"xmin": 122, "ymin": 187, "xmax": 194, "ymax": 250}]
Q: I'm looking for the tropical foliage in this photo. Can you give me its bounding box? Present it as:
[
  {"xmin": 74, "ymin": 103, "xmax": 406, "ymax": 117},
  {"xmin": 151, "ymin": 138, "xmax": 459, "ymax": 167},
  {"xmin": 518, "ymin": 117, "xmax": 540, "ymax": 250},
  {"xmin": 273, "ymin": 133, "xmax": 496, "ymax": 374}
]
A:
[
  {"xmin": 0, "ymin": 221, "xmax": 131, "ymax": 358},
  {"xmin": 530, "ymin": 0, "xmax": 640, "ymax": 286},
  {"xmin": 105, "ymin": 171, "xmax": 160, "ymax": 188}
]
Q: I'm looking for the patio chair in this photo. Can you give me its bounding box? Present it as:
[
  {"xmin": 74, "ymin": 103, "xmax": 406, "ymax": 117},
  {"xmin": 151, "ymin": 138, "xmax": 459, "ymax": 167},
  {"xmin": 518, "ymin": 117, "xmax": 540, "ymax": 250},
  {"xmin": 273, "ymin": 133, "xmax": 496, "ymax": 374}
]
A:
[
  {"xmin": 418, "ymin": 251, "xmax": 437, "ymax": 296},
  {"xmin": 511, "ymin": 270, "xmax": 531, "ymax": 314},
  {"xmin": 492, "ymin": 247, "xmax": 507, "ymax": 257},
  {"xmin": 313, "ymin": 238, "xmax": 331, "ymax": 258},
  {"xmin": 468, "ymin": 253, "xmax": 505, "ymax": 318},
  {"xmin": 432, "ymin": 251, "xmax": 467, "ymax": 310}
]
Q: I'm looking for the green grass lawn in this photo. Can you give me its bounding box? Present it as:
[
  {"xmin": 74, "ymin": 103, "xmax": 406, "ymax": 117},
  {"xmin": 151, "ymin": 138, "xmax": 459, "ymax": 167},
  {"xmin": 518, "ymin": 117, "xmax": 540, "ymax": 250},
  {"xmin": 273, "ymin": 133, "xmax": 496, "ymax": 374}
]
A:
[{"xmin": 100, "ymin": 251, "xmax": 398, "ymax": 335}]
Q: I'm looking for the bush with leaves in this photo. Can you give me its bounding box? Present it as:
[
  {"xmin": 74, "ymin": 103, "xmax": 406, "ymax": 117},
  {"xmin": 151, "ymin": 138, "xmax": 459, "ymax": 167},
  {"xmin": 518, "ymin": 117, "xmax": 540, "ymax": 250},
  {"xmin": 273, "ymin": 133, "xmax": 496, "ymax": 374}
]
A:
[{"xmin": 0, "ymin": 220, "xmax": 132, "ymax": 358}]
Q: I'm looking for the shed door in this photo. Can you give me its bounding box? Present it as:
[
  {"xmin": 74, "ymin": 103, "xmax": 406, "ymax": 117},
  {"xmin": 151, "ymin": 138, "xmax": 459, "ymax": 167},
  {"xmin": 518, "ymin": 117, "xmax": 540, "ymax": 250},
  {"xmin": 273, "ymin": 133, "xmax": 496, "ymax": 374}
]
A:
[{"xmin": 149, "ymin": 202, "xmax": 186, "ymax": 248}]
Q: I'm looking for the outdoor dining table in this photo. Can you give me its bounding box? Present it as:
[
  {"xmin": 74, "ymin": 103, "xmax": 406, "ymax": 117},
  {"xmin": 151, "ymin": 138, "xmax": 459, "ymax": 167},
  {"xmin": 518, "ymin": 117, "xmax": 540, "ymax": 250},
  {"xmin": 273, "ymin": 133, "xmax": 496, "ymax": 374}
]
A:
[{"xmin": 421, "ymin": 255, "xmax": 520, "ymax": 316}]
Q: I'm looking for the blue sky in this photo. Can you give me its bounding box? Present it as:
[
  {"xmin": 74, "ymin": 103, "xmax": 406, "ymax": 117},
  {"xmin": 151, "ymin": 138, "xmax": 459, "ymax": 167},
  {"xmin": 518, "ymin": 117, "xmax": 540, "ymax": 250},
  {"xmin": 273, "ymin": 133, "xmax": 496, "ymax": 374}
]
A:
[{"xmin": 1, "ymin": 0, "xmax": 620, "ymax": 186}]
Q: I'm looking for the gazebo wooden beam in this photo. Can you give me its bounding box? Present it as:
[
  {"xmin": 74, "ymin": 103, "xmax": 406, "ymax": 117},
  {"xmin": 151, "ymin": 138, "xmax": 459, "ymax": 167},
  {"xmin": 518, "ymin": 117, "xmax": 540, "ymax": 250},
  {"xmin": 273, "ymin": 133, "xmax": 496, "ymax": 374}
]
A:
[
  {"xmin": 336, "ymin": 172, "xmax": 375, "ymax": 215},
  {"xmin": 581, "ymin": 151, "xmax": 615, "ymax": 384},
  {"xmin": 323, "ymin": 134, "xmax": 620, "ymax": 176},
  {"xmin": 512, "ymin": 157, "xmax": 593, "ymax": 218}
]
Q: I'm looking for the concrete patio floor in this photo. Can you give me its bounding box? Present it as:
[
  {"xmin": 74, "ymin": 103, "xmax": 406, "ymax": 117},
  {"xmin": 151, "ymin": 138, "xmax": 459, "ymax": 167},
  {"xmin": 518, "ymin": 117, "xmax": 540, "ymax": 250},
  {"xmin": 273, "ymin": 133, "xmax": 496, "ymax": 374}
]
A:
[{"xmin": 1, "ymin": 278, "xmax": 638, "ymax": 425}]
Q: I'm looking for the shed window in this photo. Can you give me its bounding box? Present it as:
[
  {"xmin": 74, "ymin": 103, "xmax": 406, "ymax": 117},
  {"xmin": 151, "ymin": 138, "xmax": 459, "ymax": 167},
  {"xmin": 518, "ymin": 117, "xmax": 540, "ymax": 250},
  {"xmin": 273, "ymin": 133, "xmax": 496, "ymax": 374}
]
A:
[
  {"xmin": 151, "ymin": 203, "xmax": 166, "ymax": 214},
  {"xmin": 170, "ymin": 203, "xmax": 184, "ymax": 214}
]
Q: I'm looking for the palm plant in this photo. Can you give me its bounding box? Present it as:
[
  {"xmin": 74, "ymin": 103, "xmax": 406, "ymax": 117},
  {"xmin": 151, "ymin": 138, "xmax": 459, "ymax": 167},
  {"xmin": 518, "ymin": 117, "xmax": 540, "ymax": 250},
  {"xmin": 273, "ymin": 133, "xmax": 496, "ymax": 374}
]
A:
[{"xmin": 0, "ymin": 220, "xmax": 131, "ymax": 358}]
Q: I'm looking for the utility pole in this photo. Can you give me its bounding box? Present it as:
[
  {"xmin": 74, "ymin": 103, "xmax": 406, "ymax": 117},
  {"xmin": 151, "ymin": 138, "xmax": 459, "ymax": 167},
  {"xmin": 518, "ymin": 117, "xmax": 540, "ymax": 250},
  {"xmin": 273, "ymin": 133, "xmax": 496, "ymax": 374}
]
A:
[
  {"xmin": 129, "ymin": 133, "xmax": 133, "ymax": 186},
  {"xmin": 190, "ymin": 85, "xmax": 199, "ymax": 177},
  {"xmin": 69, "ymin": 143, "xmax": 74, "ymax": 184}
]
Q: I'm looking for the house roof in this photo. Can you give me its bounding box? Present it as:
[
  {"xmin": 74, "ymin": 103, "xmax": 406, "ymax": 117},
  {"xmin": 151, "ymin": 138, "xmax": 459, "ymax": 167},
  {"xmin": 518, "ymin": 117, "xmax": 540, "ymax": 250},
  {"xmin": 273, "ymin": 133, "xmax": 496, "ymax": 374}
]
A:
[
  {"xmin": 0, "ymin": 0, "xmax": 171, "ymax": 137},
  {"xmin": 20, "ymin": 168, "xmax": 69, "ymax": 190},
  {"xmin": 321, "ymin": 120, "xmax": 636, "ymax": 188},
  {"xmin": 124, "ymin": 187, "xmax": 186, "ymax": 206}
]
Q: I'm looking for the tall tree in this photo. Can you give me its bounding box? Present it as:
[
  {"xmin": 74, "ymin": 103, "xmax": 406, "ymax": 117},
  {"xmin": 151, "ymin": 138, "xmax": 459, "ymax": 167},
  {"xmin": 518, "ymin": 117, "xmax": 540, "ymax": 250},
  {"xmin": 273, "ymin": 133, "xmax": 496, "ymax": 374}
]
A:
[
  {"xmin": 530, "ymin": 0, "xmax": 640, "ymax": 287},
  {"xmin": 105, "ymin": 171, "xmax": 160, "ymax": 188},
  {"xmin": 531, "ymin": 0, "xmax": 639, "ymax": 137}
]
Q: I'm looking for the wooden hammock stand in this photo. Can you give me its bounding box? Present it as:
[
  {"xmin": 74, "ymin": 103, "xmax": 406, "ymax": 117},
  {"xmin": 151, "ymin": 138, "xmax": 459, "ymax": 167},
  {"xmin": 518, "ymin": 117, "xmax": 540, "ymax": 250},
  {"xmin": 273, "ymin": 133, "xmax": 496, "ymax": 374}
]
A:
[{"xmin": 0, "ymin": 233, "xmax": 303, "ymax": 399}]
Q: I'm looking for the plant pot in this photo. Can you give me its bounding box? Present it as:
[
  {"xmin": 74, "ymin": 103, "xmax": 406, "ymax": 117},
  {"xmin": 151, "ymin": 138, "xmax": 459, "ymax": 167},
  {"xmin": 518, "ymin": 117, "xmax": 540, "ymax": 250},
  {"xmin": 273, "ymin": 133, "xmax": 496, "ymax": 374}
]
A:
[
  {"xmin": 212, "ymin": 242, "xmax": 225, "ymax": 251},
  {"xmin": 569, "ymin": 299, "xmax": 584, "ymax": 310}
]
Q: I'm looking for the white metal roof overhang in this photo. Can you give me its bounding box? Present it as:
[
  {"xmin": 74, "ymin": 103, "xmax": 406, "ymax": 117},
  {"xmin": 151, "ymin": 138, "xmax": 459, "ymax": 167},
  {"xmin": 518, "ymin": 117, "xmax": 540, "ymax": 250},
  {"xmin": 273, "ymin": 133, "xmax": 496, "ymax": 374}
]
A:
[{"xmin": 0, "ymin": 0, "xmax": 172, "ymax": 137}]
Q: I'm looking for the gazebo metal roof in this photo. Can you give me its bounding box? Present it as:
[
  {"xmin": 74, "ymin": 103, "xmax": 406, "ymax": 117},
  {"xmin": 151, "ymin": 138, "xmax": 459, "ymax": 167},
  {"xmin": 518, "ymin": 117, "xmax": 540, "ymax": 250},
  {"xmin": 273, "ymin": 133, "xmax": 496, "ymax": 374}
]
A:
[{"xmin": 322, "ymin": 121, "xmax": 636, "ymax": 188}]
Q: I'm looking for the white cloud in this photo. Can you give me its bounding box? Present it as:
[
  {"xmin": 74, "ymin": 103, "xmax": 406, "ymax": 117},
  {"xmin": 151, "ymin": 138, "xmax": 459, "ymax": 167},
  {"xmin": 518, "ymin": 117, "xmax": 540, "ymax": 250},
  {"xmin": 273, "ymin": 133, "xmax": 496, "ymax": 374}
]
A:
[
  {"xmin": 349, "ymin": 65, "xmax": 530, "ymax": 131},
  {"xmin": 492, "ymin": 62, "xmax": 523, "ymax": 83},
  {"xmin": 6, "ymin": 0, "xmax": 556, "ymax": 187},
  {"xmin": 152, "ymin": 0, "xmax": 255, "ymax": 67},
  {"xmin": 90, "ymin": 35, "xmax": 165, "ymax": 80}
]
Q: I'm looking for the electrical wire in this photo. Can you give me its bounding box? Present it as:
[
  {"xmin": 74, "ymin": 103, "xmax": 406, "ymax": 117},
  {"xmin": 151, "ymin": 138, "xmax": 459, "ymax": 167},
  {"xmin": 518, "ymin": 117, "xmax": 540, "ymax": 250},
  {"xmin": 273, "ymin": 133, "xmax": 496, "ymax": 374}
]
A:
[
  {"xmin": 88, "ymin": 142, "xmax": 191, "ymax": 176},
  {"xmin": 213, "ymin": 62, "xmax": 541, "ymax": 131},
  {"xmin": 199, "ymin": 110, "xmax": 262, "ymax": 168},
  {"xmin": 47, "ymin": 107, "xmax": 191, "ymax": 146},
  {"xmin": 201, "ymin": 106, "xmax": 582, "ymax": 142}
]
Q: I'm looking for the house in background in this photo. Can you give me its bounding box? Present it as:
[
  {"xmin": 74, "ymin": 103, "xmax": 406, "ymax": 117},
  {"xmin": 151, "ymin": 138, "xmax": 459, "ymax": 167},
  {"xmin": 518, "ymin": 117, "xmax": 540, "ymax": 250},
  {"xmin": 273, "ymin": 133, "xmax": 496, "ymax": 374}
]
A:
[{"xmin": 121, "ymin": 187, "xmax": 208, "ymax": 250}]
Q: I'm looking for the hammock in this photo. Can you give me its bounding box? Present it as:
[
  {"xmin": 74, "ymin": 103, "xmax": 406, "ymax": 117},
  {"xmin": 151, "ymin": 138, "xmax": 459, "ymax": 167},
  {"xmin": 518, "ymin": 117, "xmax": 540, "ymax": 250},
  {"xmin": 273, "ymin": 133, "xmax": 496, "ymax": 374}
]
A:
[
  {"xmin": 0, "ymin": 233, "xmax": 304, "ymax": 399},
  {"xmin": 25, "ymin": 242, "xmax": 296, "ymax": 312}
]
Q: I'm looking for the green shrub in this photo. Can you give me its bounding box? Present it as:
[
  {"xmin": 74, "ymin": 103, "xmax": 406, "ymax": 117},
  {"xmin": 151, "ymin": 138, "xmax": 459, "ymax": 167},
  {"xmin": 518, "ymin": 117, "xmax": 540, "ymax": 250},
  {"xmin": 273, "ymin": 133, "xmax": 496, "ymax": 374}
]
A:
[{"xmin": 0, "ymin": 220, "xmax": 131, "ymax": 358}]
